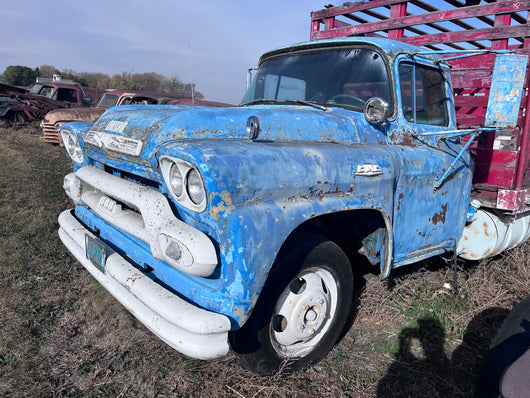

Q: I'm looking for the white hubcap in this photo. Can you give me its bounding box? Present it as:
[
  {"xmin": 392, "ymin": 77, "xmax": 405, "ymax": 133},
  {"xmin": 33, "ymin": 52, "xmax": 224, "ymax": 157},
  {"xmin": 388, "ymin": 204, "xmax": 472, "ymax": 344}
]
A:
[{"xmin": 270, "ymin": 267, "xmax": 338, "ymax": 358}]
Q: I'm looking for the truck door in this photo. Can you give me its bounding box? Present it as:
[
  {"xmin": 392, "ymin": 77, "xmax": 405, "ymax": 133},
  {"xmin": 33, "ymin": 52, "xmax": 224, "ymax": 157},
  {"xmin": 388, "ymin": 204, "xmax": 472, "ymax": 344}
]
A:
[{"xmin": 390, "ymin": 59, "xmax": 472, "ymax": 267}]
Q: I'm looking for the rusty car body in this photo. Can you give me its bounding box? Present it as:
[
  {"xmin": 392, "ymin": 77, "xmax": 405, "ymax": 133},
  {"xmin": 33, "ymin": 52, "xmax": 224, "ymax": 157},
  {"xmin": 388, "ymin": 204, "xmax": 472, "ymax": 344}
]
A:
[{"xmin": 0, "ymin": 79, "xmax": 101, "ymax": 124}]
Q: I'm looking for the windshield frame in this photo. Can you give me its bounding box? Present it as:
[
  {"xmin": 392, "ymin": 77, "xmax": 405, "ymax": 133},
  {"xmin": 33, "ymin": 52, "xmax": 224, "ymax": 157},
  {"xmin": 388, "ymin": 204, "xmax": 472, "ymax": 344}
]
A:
[{"xmin": 241, "ymin": 44, "xmax": 395, "ymax": 115}]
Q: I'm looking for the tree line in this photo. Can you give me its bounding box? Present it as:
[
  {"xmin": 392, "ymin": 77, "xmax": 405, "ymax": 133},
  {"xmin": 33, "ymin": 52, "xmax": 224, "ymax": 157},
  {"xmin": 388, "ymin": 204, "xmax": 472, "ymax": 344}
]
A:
[{"xmin": 2, "ymin": 64, "xmax": 203, "ymax": 99}]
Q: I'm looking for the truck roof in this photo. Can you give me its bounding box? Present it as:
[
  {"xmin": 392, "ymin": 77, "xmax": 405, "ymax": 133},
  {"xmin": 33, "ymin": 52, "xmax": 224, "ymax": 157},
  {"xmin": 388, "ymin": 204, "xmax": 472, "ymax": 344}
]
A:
[{"xmin": 260, "ymin": 36, "xmax": 443, "ymax": 64}]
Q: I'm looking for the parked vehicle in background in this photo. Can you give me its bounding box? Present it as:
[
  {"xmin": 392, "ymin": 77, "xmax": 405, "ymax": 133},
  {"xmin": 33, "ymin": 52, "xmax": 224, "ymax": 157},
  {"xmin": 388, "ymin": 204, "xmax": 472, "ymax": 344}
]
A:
[
  {"xmin": 41, "ymin": 90, "xmax": 233, "ymax": 145},
  {"xmin": 167, "ymin": 98, "xmax": 234, "ymax": 107},
  {"xmin": 0, "ymin": 82, "xmax": 68, "ymax": 124},
  {"xmin": 56, "ymin": 0, "xmax": 530, "ymax": 375},
  {"xmin": 30, "ymin": 76, "xmax": 101, "ymax": 107},
  {"xmin": 1, "ymin": 76, "xmax": 102, "ymax": 124}
]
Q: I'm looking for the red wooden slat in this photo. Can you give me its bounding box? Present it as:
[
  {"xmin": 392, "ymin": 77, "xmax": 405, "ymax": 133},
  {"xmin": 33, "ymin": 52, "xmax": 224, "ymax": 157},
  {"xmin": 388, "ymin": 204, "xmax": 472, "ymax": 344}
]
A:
[
  {"xmin": 454, "ymin": 96, "xmax": 489, "ymax": 107},
  {"xmin": 388, "ymin": 3, "xmax": 408, "ymax": 39},
  {"xmin": 402, "ymin": 25, "xmax": 530, "ymax": 46},
  {"xmin": 456, "ymin": 114, "xmax": 486, "ymax": 125},
  {"xmin": 311, "ymin": 0, "xmax": 410, "ymax": 22},
  {"xmin": 472, "ymin": 149, "xmax": 518, "ymax": 187},
  {"xmin": 448, "ymin": 54, "xmax": 497, "ymax": 70},
  {"xmin": 312, "ymin": 1, "xmax": 529, "ymax": 38},
  {"xmin": 491, "ymin": 13, "xmax": 512, "ymax": 51}
]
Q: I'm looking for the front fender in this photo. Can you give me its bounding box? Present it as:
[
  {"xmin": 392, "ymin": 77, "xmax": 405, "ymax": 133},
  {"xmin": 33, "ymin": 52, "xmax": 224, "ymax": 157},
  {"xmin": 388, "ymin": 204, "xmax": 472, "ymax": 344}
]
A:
[
  {"xmin": 157, "ymin": 139, "xmax": 398, "ymax": 325},
  {"xmin": 215, "ymin": 193, "xmax": 394, "ymax": 297}
]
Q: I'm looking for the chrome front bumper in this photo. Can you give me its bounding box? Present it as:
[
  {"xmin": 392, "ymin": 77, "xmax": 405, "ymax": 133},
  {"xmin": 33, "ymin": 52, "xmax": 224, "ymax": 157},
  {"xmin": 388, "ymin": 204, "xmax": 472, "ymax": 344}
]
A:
[{"xmin": 58, "ymin": 209, "xmax": 231, "ymax": 360}]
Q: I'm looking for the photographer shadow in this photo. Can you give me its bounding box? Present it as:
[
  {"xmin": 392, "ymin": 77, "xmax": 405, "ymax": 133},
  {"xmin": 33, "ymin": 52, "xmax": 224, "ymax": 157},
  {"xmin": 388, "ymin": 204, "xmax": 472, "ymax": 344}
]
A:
[{"xmin": 376, "ymin": 308, "xmax": 509, "ymax": 397}]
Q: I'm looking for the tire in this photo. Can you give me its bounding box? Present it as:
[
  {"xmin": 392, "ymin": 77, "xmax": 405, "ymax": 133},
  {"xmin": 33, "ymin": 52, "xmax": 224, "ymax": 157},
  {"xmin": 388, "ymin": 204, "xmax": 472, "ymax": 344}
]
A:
[
  {"xmin": 7, "ymin": 111, "xmax": 28, "ymax": 125},
  {"xmin": 229, "ymin": 236, "xmax": 354, "ymax": 375}
]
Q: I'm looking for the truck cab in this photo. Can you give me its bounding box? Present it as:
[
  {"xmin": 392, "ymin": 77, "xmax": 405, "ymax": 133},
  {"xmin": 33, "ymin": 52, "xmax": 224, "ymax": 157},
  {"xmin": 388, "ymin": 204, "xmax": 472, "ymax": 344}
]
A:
[
  {"xmin": 241, "ymin": 38, "xmax": 472, "ymax": 271},
  {"xmin": 30, "ymin": 81, "xmax": 93, "ymax": 107}
]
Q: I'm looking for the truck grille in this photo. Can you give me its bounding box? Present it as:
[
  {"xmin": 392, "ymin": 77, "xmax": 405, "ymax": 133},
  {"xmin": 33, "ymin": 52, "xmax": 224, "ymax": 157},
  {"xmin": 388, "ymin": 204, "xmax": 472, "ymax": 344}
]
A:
[
  {"xmin": 103, "ymin": 165, "xmax": 161, "ymax": 191},
  {"xmin": 42, "ymin": 122, "xmax": 63, "ymax": 146}
]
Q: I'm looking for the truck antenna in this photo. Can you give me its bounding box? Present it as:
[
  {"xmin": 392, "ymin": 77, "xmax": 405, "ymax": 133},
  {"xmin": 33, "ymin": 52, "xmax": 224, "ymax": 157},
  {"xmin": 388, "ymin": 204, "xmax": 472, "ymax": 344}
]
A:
[{"xmin": 188, "ymin": 40, "xmax": 195, "ymax": 106}]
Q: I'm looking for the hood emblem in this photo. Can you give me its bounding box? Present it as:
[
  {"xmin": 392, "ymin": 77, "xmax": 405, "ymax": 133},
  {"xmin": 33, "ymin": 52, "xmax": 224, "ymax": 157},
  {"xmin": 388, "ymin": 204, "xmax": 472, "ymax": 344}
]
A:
[
  {"xmin": 85, "ymin": 131, "xmax": 143, "ymax": 157},
  {"xmin": 247, "ymin": 116, "xmax": 260, "ymax": 140},
  {"xmin": 354, "ymin": 164, "xmax": 383, "ymax": 176}
]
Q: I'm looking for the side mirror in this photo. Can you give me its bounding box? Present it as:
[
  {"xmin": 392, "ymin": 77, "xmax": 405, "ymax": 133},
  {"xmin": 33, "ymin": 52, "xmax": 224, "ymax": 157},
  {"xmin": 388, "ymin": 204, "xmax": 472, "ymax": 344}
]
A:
[{"xmin": 364, "ymin": 97, "xmax": 389, "ymax": 125}]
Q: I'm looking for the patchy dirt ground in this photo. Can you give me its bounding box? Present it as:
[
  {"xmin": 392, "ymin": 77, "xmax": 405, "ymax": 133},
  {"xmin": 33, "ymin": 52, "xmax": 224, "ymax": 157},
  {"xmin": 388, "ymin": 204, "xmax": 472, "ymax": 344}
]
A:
[{"xmin": 0, "ymin": 124, "xmax": 529, "ymax": 397}]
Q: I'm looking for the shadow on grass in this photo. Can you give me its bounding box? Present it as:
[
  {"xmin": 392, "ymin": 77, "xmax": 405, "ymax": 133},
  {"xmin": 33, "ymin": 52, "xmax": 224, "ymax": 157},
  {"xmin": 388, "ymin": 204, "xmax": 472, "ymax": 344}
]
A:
[{"xmin": 376, "ymin": 307, "xmax": 509, "ymax": 398}]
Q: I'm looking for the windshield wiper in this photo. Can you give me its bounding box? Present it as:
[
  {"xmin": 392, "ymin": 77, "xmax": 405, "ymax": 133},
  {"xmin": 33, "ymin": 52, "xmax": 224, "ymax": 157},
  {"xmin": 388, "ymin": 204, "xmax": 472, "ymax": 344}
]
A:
[
  {"xmin": 240, "ymin": 98, "xmax": 328, "ymax": 111},
  {"xmin": 239, "ymin": 98, "xmax": 278, "ymax": 106},
  {"xmin": 284, "ymin": 99, "xmax": 328, "ymax": 111}
]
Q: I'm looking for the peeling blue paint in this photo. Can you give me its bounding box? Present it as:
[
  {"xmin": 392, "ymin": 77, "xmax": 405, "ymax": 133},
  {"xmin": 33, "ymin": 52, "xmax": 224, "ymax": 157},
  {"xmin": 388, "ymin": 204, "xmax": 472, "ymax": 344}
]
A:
[{"xmin": 60, "ymin": 37, "xmax": 478, "ymax": 327}]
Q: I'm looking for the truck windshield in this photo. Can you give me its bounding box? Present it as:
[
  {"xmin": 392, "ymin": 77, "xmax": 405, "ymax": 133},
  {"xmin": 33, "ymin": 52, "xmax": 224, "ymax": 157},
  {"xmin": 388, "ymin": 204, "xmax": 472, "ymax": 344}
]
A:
[
  {"xmin": 97, "ymin": 94, "xmax": 119, "ymax": 107},
  {"xmin": 241, "ymin": 46, "xmax": 392, "ymax": 111},
  {"xmin": 29, "ymin": 83, "xmax": 43, "ymax": 94}
]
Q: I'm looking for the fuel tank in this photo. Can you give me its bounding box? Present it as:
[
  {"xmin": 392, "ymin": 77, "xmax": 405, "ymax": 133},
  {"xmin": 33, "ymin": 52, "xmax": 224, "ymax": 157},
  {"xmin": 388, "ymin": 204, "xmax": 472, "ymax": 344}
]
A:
[{"xmin": 457, "ymin": 209, "xmax": 530, "ymax": 260}]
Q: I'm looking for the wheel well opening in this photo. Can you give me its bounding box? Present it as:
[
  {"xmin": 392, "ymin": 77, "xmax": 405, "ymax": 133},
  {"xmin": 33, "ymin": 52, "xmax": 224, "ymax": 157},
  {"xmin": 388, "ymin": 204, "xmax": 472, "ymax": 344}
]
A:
[{"xmin": 277, "ymin": 209, "xmax": 387, "ymax": 277}]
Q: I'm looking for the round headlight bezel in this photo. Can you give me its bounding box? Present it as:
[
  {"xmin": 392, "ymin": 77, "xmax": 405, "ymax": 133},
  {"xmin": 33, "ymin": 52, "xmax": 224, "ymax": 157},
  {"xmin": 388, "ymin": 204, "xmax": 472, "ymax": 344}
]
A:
[
  {"xmin": 60, "ymin": 128, "xmax": 84, "ymax": 163},
  {"xmin": 160, "ymin": 156, "xmax": 207, "ymax": 212}
]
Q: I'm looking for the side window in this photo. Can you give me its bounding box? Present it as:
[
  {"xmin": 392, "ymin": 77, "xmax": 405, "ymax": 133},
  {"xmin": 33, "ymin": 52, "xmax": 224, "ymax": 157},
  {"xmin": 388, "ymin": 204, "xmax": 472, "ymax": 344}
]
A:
[
  {"xmin": 399, "ymin": 63, "xmax": 449, "ymax": 126},
  {"xmin": 54, "ymin": 88, "xmax": 78, "ymax": 103},
  {"xmin": 129, "ymin": 96, "xmax": 157, "ymax": 105}
]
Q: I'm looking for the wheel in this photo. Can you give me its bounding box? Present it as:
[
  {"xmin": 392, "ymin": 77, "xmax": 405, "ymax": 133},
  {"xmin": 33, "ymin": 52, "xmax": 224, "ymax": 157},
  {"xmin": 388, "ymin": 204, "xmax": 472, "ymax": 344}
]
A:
[
  {"xmin": 7, "ymin": 111, "xmax": 28, "ymax": 125},
  {"xmin": 327, "ymin": 94, "xmax": 365, "ymax": 107},
  {"xmin": 229, "ymin": 236, "xmax": 354, "ymax": 375}
]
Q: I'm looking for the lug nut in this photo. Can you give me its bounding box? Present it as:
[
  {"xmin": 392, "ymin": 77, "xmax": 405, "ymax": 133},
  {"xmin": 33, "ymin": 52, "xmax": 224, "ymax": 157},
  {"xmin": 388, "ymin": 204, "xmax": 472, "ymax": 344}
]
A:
[
  {"xmin": 308, "ymin": 328, "xmax": 315, "ymax": 335},
  {"xmin": 298, "ymin": 324, "xmax": 304, "ymax": 330}
]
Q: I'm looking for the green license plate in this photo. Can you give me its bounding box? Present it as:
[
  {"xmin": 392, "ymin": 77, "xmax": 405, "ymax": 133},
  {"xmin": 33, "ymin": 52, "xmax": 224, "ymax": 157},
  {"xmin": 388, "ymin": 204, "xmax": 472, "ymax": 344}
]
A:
[{"xmin": 85, "ymin": 235, "xmax": 106, "ymax": 272}]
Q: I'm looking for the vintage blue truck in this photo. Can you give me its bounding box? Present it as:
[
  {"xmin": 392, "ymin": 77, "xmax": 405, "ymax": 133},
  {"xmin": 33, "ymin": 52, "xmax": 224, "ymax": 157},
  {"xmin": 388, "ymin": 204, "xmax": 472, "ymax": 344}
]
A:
[{"xmin": 57, "ymin": 1, "xmax": 530, "ymax": 376}]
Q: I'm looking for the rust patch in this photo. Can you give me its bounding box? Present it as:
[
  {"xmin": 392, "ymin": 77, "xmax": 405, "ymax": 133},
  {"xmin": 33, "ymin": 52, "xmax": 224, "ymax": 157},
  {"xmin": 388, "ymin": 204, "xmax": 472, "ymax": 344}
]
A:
[
  {"xmin": 432, "ymin": 203, "xmax": 448, "ymax": 225},
  {"xmin": 125, "ymin": 273, "xmax": 142, "ymax": 291},
  {"xmin": 211, "ymin": 191, "xmax": 235, "ymax": 221},
  {"xmin": 397, "ymin": 192, "xmax": 404, "ymax": 210},
  {"xmin": 484, "ymin": 222, "xmax": 490, "ymax": 237},
  {"xmin": 308, "ymin": 181, "xmax": 344, "ymax": 200}
]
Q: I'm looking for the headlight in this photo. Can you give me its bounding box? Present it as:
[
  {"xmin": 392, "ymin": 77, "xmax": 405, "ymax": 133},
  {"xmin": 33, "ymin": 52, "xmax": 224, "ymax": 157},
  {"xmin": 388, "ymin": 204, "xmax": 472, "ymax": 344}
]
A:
[
  {"xmin": 169, "ymin": 163, "xmax": 184, "ymax": 198},
  {"xmin": 160, "ymin": 156, "xmax": 207, "ymax": 212},
  {"xmin": 60, "ymin": 129, "xmax": 84, "ymax": 163},
  {"xmin": 187, "ymin": 168, "xmax": 205, "ymax": 205}
]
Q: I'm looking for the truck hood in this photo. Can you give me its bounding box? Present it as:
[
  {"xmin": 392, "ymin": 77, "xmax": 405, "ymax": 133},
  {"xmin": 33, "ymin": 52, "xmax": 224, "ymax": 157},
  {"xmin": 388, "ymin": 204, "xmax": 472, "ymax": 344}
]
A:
[
  {"xmin": 45, "ymin": 106, "xmax": 107, "ymax": 124},
  {"xmin": 85, "ymin": 104, "xmax": 379, "ymax": 160}
]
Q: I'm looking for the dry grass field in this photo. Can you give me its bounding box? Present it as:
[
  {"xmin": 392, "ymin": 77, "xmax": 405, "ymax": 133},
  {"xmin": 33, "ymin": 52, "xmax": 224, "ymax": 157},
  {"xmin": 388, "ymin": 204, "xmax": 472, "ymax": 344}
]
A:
[{"xmin": 1, "ymin": 123, "xmax": 529, "ymax": 397}]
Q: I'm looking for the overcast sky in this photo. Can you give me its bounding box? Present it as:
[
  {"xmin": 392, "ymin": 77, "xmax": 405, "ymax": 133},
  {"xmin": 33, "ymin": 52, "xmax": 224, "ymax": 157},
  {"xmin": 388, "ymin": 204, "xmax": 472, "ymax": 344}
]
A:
[{"xmin": 1, "ymin": 0, "xmax": 331, "ymax": 104}]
